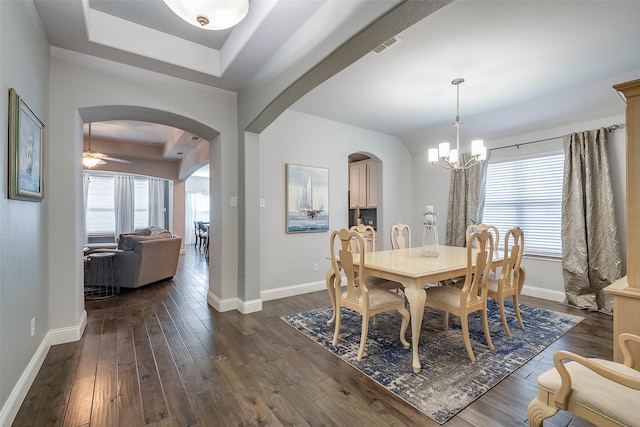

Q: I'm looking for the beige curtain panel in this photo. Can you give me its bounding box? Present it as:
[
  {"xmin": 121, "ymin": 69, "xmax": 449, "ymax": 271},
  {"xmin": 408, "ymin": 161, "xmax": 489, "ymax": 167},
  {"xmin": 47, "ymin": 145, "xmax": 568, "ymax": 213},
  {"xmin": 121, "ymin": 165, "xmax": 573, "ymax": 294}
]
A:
[
  {"xmin": 446, "ymin": 152, "xmax": 490, "ymax": 247},
  {"xmin": 561, "ymin": 128, "xmax": 622, "ymax": 314}
]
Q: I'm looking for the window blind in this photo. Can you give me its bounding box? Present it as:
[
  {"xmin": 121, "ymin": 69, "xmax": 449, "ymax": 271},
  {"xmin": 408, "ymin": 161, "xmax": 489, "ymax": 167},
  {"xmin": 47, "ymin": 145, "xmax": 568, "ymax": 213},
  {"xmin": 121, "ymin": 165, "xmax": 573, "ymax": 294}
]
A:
[{"xmin": 482, "ymin": 153, "xmax": 564, "ymax": 257}]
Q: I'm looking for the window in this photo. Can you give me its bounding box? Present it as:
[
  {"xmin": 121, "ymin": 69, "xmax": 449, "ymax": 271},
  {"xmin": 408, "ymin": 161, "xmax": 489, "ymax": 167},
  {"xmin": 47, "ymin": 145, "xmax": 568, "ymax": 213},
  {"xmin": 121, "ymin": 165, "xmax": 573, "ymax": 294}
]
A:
[
  {"xmin": 482, "ymin": 153, "xmax": 564, "ymax": 257},
  {"xmin": 85, "ymin": 172, "xmax": 168, "ymax": 236},
  {"xmin": 85, "ymin": 175, "xmax": 115, "ymax": 234}
]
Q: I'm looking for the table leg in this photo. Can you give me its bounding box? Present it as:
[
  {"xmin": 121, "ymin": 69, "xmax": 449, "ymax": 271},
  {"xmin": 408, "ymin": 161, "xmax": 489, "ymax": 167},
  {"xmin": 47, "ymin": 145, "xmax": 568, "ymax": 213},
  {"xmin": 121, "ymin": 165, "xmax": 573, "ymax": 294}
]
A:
[
  {"xmin": 326, "ymin": 267, "xmax": 337, "ymax": 326},
  {"xmin": 404, "ymin": 284, "xmax": 426, "ymax": 373}
]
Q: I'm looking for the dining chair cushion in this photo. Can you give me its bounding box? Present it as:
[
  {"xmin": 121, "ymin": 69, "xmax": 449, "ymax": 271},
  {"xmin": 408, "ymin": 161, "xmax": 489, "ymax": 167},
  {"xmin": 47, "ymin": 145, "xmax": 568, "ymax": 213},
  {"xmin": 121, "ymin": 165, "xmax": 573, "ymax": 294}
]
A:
[
  {"xmin": 425, "ymin": 286, "xmax": 474, "ymax": 308},
  {"xmin": 536, "ymin": 358, "xmax": 640, "ymax": 426},
  {"xmin": 343, "ymin": 285, "xmax": 407, "ymax": 308}
]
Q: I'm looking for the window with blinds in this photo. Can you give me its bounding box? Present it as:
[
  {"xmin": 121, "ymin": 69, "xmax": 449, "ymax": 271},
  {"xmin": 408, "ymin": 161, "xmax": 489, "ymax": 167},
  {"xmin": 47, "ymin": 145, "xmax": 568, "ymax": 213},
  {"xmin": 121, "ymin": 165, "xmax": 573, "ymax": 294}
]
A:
[
  {"xmin": 86, "ymin": 174, "xmax": 157, "ymax": 235},
  {"xmin": 482, "ymin": 153, "xmax": 564, "ymax": 257}
]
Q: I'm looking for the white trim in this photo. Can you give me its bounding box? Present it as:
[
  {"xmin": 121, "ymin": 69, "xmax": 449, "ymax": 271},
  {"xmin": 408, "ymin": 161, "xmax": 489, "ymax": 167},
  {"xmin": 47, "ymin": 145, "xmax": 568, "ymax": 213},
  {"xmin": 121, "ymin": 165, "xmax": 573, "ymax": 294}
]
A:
[
  {"xmin": 521, "ymin": 285, "xmax": 566, "ymax": 302},
  {"xmin": 49, "ymin": 310, "xmax": 88, "ymax": 345},
  {"xmin": 206, "ymin": 291, "xmax": 263, "ymax": 314},
  {"xmin": 238, "ymin": 299, "xmax": 263, "ymax": 314},
  {"xmin": 261, "ymin": 280, "xmax": 326, "ymax": 302},
  {"xmin": 0, "ymin": 311, "xmax": 87, "ymax": 427}
]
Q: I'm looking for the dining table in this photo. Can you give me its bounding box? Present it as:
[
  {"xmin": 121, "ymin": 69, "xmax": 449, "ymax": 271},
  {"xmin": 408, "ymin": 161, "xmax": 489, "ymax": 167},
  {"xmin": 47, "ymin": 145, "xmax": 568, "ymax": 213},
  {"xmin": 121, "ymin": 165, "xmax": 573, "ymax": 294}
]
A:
[{"xmin": 326, "ymin": 245, "xmax": 522, "ymax": 373}]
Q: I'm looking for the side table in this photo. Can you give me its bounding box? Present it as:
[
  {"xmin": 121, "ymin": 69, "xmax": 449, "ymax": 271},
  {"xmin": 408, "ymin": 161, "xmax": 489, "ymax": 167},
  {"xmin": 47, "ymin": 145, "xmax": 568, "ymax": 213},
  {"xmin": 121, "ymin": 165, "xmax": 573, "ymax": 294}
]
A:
[{"xmin": 84, "ymin": 252, "xmax": 119, "ymax": 299}]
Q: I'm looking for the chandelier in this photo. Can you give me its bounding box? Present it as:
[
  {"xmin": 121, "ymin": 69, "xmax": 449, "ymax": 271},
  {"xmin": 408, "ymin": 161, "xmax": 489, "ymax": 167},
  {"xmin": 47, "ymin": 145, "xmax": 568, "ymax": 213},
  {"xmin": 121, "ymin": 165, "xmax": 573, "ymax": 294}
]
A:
[
  {"xmin": 163, "ymin": 0, "xmax": 249, "ymax": 31},
  {"xmin": 428, "ymin": 78, "xmax": 486, "ymax": 171}
]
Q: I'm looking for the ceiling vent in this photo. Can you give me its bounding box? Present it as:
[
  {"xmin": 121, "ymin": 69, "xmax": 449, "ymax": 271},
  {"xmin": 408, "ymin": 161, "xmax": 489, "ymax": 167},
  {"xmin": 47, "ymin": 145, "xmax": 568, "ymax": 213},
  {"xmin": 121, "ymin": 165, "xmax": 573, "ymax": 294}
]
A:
[{"xmin": 373, "ymin": 36, "xmax": 402, "ymax": 54}]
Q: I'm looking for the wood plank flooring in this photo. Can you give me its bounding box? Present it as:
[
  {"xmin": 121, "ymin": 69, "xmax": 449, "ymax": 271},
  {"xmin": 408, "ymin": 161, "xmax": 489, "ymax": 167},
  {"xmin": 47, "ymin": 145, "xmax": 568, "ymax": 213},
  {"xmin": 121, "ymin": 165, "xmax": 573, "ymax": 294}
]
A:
[{"xmin": 14, "ymin": 246, "xmax": 610, "ymax": 426}]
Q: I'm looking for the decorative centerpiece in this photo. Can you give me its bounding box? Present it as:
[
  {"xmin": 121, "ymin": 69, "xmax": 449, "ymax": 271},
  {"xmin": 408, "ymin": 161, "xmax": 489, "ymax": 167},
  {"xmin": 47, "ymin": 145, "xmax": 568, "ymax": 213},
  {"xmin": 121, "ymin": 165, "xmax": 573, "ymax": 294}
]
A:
[{"xmin": 421, "ymin": 205, "xmax": 440, "ymax": 257}]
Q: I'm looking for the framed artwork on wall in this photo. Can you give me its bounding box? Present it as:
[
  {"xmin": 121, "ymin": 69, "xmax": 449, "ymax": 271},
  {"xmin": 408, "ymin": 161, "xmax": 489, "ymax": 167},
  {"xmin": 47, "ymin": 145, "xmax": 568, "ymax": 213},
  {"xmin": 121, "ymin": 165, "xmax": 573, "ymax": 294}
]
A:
[
  {"xmin": 286, "ymin": 163, "xmax": 329, "ymax": 233},
  {"xmin": 8, "ymin": 88, "xmax": 45, "ymax": 201}
]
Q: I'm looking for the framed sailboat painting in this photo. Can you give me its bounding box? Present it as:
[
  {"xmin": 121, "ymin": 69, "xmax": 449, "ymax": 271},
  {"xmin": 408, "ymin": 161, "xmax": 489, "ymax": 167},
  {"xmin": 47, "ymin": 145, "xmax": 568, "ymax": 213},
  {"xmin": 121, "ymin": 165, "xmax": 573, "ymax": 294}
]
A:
[{"xmin": 286, "ymin": 164, "xmax": 329, "ymax": 233}]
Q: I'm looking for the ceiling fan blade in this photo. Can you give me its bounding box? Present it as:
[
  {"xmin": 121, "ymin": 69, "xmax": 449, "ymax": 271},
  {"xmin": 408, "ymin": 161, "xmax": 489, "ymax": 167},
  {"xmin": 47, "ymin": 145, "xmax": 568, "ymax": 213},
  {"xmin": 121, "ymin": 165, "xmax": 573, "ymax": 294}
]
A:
[{"xmin": 102, "ymin": 156, "xmax": 132, "ymax": 164}]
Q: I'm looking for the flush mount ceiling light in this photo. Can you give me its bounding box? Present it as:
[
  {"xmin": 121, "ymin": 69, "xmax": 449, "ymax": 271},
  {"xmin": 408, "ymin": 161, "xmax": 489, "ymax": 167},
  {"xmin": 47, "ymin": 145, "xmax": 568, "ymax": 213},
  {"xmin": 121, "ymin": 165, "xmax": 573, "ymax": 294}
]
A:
[
  {"xmin": 428, "ymin": 78, "xmax": 486, "ymax": 171},
  {"xmin": 163, "ymin": 0, "xmax": 249, "ymax": 30}
]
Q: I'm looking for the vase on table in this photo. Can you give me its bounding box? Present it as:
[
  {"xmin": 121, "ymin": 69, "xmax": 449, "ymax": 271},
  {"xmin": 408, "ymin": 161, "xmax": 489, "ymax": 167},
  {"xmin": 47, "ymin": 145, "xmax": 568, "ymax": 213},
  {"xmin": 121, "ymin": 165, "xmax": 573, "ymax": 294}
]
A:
[{"xmin": 421, "ymin": 205, "xmax": 439, "ymax": 257}]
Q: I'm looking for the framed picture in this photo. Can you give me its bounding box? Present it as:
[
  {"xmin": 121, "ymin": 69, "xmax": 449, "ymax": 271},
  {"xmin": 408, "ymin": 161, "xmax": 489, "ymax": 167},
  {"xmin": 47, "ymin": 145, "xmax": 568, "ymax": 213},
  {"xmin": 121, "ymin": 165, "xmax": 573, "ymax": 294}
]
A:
[
  {"xmin": 286, "ymin": 164, "xmax": 329, "ymax": 233},
  {"xmin": 8, "ymin": 88, "xmax": 45, "ymax": 201}
]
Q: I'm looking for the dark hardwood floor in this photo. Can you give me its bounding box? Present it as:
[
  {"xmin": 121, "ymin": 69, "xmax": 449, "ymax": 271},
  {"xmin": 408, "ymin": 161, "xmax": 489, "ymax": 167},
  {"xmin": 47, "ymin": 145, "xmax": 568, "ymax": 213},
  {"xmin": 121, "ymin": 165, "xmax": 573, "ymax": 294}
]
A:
[{"xmin": 14, "ymin": 246, "xmax": 610, "ymax": 426}]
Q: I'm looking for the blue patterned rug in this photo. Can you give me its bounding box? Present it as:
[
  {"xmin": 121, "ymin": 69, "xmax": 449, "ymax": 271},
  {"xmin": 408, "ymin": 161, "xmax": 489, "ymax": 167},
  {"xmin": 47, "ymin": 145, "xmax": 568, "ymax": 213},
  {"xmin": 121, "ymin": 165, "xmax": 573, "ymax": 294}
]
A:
[{"xmin": 282, "ymin": 300, "xmax": 583, "ymax": 424}]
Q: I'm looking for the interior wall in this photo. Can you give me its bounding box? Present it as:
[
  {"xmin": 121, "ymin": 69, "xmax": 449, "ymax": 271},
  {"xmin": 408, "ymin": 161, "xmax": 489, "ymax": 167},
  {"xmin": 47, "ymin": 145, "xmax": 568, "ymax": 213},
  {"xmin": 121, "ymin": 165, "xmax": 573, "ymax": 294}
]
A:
[
  {"xmin": 47, "ymin": 48, "xmax": 239, "ymax": 334},
  {"xmin": 0, "ymin": 0, "xmax": 50, "ymax": 420},
  {"xmin": 259, "ymin": 110, "xmax": 413, "ymax": 295},
  {"xmin": 407, "ymin": 113, "xmax": 627, "ymax": 301}
]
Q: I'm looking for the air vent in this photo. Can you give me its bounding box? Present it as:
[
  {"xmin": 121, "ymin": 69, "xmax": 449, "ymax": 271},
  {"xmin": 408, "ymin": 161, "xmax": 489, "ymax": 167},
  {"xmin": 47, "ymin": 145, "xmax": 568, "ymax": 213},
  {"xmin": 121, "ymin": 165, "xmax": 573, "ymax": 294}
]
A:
[
  {"xmin": 189, "ymin": 135, "xmax": 200, "ymax": 141},
  {"xmin": 373, "ymin": 35, "xmax": 402, "ymax": 54}
]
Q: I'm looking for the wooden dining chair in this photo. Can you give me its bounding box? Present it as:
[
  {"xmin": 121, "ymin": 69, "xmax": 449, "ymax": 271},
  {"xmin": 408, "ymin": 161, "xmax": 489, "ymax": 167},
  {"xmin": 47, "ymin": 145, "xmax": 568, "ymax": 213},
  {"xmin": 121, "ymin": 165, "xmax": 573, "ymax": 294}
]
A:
[
  {"xmin": 467, "ymin": 223, "xmax": 500, "ymax": 277},
  {"xmin": 390, "ymin": 223, "xmax": 411, "ymax": 249},
  {"xmin": 527, "ymin": 332, "xmax": 640, "ymax": 427},
  {"xmin": 350, "ymin": 224, "xmax": 403, "ymax": 292},
  {"xmin": 331, "ymin": 228, "xmax": 410, "ymax": 361},
  {"xmin": 424, "ymin": 229, "xmax": 495, "ymax": 362},
  {"xmin": 486, "ymin": 226, "xmax": 525, "ymax": 336}
]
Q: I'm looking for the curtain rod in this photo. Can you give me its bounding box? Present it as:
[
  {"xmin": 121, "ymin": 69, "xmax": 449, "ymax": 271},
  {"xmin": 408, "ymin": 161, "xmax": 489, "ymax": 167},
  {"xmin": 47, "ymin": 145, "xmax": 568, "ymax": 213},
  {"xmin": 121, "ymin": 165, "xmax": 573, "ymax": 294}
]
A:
[{"xmin": 491, "ymin": 124, "xmax": 621, "ymax": 151}]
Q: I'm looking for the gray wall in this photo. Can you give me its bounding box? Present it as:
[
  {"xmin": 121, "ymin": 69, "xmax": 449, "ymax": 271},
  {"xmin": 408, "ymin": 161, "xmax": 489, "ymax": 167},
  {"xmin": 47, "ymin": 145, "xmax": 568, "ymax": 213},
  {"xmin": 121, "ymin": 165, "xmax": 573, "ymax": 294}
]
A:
[
  {"xmin": 259, "ymin": 110, "xmax": 414, "ymax": 299},
  {"xmin": 0, "ymin": 0, "xmax": 50, "ymax": 421}
]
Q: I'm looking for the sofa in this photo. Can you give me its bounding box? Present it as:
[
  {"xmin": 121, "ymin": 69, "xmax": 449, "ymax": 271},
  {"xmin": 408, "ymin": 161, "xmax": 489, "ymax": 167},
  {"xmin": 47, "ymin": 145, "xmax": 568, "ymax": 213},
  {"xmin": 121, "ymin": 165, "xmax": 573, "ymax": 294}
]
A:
[{"xmin": 114, "ymin": 227, "xmax": 182, "ymax": 288}]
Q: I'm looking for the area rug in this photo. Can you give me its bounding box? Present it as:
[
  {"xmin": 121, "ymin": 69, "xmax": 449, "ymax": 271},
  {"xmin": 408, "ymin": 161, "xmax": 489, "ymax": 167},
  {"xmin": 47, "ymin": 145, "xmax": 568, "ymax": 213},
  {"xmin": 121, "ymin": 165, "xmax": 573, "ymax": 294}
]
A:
[{"xmin": 281, "ymin": 301, "xmax": 583, "ymax": 424}]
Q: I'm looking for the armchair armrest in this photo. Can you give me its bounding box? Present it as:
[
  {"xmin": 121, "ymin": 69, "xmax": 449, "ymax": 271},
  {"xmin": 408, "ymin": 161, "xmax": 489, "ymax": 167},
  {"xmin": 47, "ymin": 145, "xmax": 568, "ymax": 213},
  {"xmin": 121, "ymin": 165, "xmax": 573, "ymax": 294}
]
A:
[{"xmin": 553, "ymin": 333, "xmax": 640, "ymax": 410}]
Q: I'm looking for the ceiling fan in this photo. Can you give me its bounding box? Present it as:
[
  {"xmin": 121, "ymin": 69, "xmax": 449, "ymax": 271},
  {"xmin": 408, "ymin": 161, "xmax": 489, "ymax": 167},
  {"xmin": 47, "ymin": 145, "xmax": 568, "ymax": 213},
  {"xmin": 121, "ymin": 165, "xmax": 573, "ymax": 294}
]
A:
[{"xmin": 82, "ymin": 122, "xmax": 132, "ymax": 168}]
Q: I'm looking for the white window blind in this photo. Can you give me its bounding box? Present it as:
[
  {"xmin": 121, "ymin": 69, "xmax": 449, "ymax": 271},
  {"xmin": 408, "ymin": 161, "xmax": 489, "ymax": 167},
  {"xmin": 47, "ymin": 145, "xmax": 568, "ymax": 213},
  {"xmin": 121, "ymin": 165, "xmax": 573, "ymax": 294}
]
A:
[
  {"xmin": 86, "ymin": 175, "xmax": 115, "ymax": 234},
  {"xmin": 85, "ymin": 173, "xmax": 167, "ymax": 236},
  {"xmin": 482, "ymin": 153, "xmax": 564, "ymax": 257},
  {"xmin": 134, "ymin": 179, "xmax": 149, "ymax": 230}
]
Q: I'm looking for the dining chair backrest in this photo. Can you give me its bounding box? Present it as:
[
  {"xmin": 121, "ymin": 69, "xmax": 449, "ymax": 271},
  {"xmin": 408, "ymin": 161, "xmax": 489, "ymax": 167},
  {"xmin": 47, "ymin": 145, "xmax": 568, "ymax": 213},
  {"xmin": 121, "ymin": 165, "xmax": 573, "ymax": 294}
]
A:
[
  {"xmin": 461, "ymin": 229, "xmax": 494, "ymax": 305},
  {"xmin": 467, "ymin": 223, "xmax": 500, "ymax": 263},
  {"xmin": 390, "ymin": 223, "xmax": 411, "ymax": 249},
  {"xmin": 330, "ymin": 228, "xmax": 367, "ymax": 303},
  {"xmin": 349, "ymin": 224, "xmax": 375, "ymax": 253},
  {"xmin": 499, "ymin": 226, "xmax": 525, "ymax": 293}
]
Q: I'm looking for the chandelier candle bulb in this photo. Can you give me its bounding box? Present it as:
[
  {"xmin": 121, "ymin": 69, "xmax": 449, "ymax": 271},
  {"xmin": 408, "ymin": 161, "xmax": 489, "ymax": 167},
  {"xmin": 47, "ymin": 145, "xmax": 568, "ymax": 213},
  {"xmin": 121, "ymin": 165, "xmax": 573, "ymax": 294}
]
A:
[
  {"xmin": 471, "ymin": 139, "xmax": 484, "ymax": 156},
  {"xmin": 428, "ymin": 148, "xmax": 439, "ymax": 163},
  {"xmin": 449, "ymin": 149, "xmax": 458, "ymax": 164},
  {"xmin": 438, "ymin": 142, "xmax": 450, "ymax": 158}
]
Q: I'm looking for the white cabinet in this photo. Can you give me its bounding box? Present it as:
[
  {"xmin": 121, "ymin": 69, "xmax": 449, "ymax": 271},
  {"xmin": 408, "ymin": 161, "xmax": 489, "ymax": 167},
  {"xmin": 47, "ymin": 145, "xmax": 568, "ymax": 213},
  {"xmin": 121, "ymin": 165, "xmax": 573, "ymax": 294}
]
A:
[
  {"xmin": 349, "ymin": 160, "xmax": 379, "ymax": 208},
  {"xmin": 367, "ymin": 161, "xmax": 380, "ymax": 208}
]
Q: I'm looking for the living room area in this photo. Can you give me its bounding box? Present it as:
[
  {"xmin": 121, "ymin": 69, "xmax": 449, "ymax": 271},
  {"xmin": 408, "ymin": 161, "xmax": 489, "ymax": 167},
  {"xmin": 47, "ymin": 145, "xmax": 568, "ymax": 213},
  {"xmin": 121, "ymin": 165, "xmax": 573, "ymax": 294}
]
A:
[{"xmin": 82, "ymin": 157, "xmax": 210, "ymax": 298}]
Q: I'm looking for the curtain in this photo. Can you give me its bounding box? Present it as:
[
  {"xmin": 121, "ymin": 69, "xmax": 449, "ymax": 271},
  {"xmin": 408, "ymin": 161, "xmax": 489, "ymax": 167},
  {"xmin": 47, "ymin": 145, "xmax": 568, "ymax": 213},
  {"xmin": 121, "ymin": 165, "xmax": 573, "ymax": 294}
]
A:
[
  {"xmin": 445, "ymin": 152, "xmax": 490, "ymax": 247},
  {"xmin": 562, "ymin": 128, "xmax": 622, "ymax": 314},
  {"xmin": 83, "ymin": 173, "xmax": 90, "ymax": 243},
  {"xmin": 185, "ymin": 191, "xmax": 209, "ymax": 245},
  {"xmin": 114, "ymin": 175, "xmax": 135, "ymax": 238},
  {"xmin": 148, "ymin": 178, "xmax": 165, "ymax": 228}
]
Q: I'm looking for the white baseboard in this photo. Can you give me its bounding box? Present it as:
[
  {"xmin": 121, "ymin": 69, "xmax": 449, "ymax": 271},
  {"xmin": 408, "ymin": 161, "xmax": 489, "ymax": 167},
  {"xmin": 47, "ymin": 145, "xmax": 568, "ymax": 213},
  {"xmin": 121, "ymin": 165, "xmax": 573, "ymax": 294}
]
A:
[
  {"xmin": 261, "ymin": 280, "xmax": 327, "ymax": 302},
  {"xmin": 207, "ymin": 292, "xmax": 263, "ymax": 314},
  {"xmin": 0, "ymin": 311, "xmax": 87, "ymax": 427},
  {"xmin": 521, "ymin": 285, "xmax": 566, "ymax": 302}
]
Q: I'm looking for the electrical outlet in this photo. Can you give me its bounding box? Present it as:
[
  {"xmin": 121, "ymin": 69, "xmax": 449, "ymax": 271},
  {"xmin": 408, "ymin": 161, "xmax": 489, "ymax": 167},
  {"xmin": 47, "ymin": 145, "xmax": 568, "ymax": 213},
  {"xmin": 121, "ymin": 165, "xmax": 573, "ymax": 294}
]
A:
[
  {"xmin": 313, "ymin": 263, "xmax": 319, "ymax": 272},
  {"xmin": 31, "ymin": 317, "xmax": 35, "ymax": 337}
]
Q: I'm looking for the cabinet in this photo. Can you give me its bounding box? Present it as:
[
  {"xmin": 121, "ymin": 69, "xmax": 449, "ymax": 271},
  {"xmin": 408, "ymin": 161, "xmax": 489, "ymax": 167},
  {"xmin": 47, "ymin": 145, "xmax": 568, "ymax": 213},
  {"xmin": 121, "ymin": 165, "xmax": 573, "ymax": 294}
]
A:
[
  {"xmin": 605, "ymin": 78, "xmax": 640, "ymax": 364},
  {"xmin": 349, "ymin": 160, "xmax": 379, "ymax": 208}
]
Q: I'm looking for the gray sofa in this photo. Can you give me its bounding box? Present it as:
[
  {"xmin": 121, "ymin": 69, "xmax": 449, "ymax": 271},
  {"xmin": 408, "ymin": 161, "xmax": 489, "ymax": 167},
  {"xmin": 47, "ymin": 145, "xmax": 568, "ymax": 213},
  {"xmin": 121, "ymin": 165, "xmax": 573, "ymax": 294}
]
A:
[{"xmin": 115, "ymin": 227, "xmax": 182, "ymax": 288}]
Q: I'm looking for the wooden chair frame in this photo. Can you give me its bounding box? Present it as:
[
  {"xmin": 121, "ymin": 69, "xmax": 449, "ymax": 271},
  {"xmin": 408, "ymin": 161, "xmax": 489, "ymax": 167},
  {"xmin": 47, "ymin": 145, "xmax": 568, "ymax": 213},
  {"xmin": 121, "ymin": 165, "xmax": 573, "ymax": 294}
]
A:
[
  {"xmin": 390, "ymin": 223, "xmax": 411, "ymax": 250},
  {"xmin": 331, "ymin": 228, "xmax": 410, "ymax": 361},
  {"xmin": 527, "ymin": 333, "xmax": 640, "ymax": 427},
  {"xmin": 487, "ymin": 226, "xmax": 525, "ymax": 336},
  {"xmin": 424, "ymin": 229, "xmax": 495, "ymax": 362}
]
